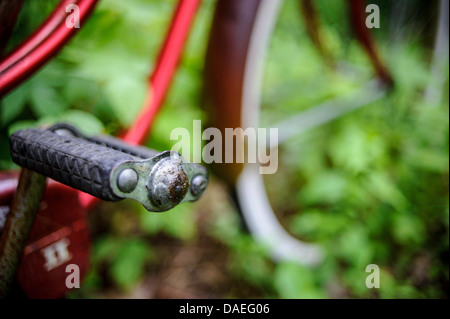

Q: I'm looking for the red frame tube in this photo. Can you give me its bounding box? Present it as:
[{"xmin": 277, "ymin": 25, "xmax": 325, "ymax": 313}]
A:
[
  {"xmin": 123, "ymin": 0, "xmax": 201, "ymax": 146},
  {"xmin": 0, "ymin": 0, "xmax": 98, "ymax": 97}
]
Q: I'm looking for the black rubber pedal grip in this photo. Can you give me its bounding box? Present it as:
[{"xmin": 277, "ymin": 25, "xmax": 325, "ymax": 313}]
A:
[
  {"xmin": 9, "ymin": 128, "xmax": 136, "ymax": 201},
  {"xmin": 88, "ymin": 134, "xmax": 158, "ymax": 160},
  {"xmin": 48, "ymin": 123, "xmax": 158, "ymax": 159}
]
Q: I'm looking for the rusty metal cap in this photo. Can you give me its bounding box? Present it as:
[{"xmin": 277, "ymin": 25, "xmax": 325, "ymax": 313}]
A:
[{"xmin": 146, "ymin": 158, "xmax": 190, "ymax": 211}]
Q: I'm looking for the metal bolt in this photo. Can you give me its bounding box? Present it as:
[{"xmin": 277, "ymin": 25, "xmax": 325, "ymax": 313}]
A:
[
  {"xmin": 190, "ymin": 175, "xmax": 207, "ymax": 197},
  {"xmin": 117, "ymin": 168, "xmax": 138, "ymax": 193}
]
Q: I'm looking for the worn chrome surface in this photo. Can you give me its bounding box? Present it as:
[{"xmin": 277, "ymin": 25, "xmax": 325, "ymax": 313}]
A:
[
  {"xmin": 147, "ymin": 157, "xmax": 190, "ymax": 211},
  {"xmin": 110, "ymin": 151, "xmax": 208, "ymax": 212},
  {"xmin": 190, "ymin": 175, "xmax": 208, "ymax": 197},
  {"xmin": 117, "ymin": 168, "xmax": 139, "ymax": 193}
]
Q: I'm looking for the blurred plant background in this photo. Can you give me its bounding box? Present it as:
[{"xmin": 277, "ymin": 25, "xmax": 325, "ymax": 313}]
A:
[{"xmin": 0, "ymin": 0, "xmax": 448, "ymax": 298}]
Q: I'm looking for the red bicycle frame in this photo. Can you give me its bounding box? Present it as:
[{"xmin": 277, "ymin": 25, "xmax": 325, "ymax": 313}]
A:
[{"xmin": 0, "ymin": 0, "xmax": 98, "ymax": 97}]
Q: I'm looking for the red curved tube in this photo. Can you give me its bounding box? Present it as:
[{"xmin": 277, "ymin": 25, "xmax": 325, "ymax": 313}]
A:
[
  {"xmin": 123, "ymin": 0, "xmax": 201, "ymax": 145},
  {"xmin": 0, "ymin": 0, "xmax": 98, "ymax": 97}
]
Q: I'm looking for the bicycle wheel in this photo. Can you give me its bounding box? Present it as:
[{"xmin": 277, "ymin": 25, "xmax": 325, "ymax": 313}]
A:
[{"xmin": 203, "ymin": 0, "xmax": 415, "ymax": 265}]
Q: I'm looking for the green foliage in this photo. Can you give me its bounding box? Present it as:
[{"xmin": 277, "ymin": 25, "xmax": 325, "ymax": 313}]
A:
[
  {"xmin": 274, "ymin": 263, "xmax": 327, "ymax": 299},
  {"xmin": 259, "ymin": 0, "xmax": 449, "ymax": 299},
  {"xmin": 139, "ymin": 204, "xmax": 197, "ymax": 241},
  {"xmin": 109, "ymin": 239, "xmax": 154, "ymax": 290},
  {"xmin": 87, "ymin": 236, "xmax": 155, "ymax": 292}
]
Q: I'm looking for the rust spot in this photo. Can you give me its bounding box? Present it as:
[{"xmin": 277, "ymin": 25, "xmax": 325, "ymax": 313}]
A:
[{"xmin": 168, "ymin": 171, "xmax": 189, "ymax": 204}]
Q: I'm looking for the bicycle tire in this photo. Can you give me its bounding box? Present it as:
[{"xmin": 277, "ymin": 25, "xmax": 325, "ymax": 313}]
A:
[
  {"xmin": 204, "ymin": 0, "xmax": 324, "ymax": 265},
  {"xmin": 203, "ymin": 0, "xmax": 405, "ymax": 265}
]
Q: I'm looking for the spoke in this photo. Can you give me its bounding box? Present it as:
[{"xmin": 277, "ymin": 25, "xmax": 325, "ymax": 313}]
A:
[
  {"xmin": 266, "ymin": 79, "xmax": 387, "ymax": 147},
  {"xmin": 424, "ymin": 0, "xmax": 449, "ymax": 106}
]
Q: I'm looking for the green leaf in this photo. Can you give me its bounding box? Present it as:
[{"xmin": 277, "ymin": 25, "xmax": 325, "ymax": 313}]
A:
[
  {"xmin": 54, "ymin": 110, "xmax": 105, "ymax": 135},
  {"xmin": 30, "ymin": 82, "xmax": 68, "ymax": 117},
  {"xmin": 63, "ymin": 77, "xmax": 99, "ymax": 105},
  {"xmin": 104, "ymin": 75, "xmax": 146, "ymax": 127},
  {"xmin": 274, "ymin": 262, "xmax": 327, "ymax": 299},
  {"xmin": 290, "ymin": 209, "xmax": 349, "ymax": 241},
  {"xmin": 300, "ymin": 171, "xmax": 347, "ymax": 205},
  {"xmin": 109, "ymin": 239, "xmax": 153, "ymax": 291},
  {"xmin": 365, "ymin": 172, "xmax": 407, "ymax": 212},
  {"xmin": 336, "ymin": 226, "xmax": 373, "ymax": 267},
  {"xmin": 405, "ymin": 147, "xmax": 449, "ymax": 173},
  {"xmin": 92, "ymin": 236, "xmax": 122, "ymax": 264},
  {"xmin": 229, "ymin": 236, "xmax": 273, "ymax": 288},
  {"xmin": 329, "ymin": 124, "xmax": 385, "ymax": 174},
  {"xmin": 140, "ymin": 204, "xmax": 197, "ymax": 241},
  {"xmin": 68, "ymin": 45, "xmax": 148, "ymax": 127},
  {"xmin": 1, "ymin": 84, "xmax": 30, "ymax": 126},
  {"xmin": 391, "ymin": 214, "xmax": 425, "ymax": 246},
  {"xmin": 8, "ymin": 120, "xmax": 37, "ymax": 136}
]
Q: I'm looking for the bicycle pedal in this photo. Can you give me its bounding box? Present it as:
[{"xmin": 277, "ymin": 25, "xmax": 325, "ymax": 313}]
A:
[{"xmin": 9, "ymin": 124, "xmax": 208, "ymax": 212}]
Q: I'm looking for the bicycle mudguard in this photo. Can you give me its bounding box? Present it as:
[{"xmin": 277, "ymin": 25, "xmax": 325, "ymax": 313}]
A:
[{"xmin": 203, "ymin": 0, "xmax": 261, "ymax": 185}]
